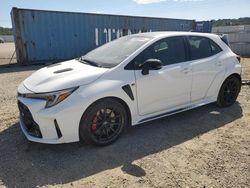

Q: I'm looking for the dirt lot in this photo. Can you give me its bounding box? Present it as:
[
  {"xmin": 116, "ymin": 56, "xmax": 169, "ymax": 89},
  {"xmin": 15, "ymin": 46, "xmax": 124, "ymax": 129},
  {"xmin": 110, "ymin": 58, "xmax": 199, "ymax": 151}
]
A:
[
  {"xmin": 0, "ymin": 43, "xmax": 16, "ymax": 65},
  {"xmin": 0, "ymin": 43, "xmax": 250, "ymax": 188}
]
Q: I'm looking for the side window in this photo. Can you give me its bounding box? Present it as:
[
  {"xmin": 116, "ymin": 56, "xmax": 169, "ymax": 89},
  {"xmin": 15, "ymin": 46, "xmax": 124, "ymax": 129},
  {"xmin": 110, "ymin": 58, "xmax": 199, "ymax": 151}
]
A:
[
  {"xmin": 187, "ymin": 36, "xmax": 212, "ymax": 60},
  {"xmin": 210, "ymin": 39, "xmax": 222, "ymax": 55},
  {"xmin": 136, "ymin": 37, "xmax": 186, "ymax": 66},
  {"xmin": 154, "ymin": 41, "xmax": 168, "ymax": 52}
]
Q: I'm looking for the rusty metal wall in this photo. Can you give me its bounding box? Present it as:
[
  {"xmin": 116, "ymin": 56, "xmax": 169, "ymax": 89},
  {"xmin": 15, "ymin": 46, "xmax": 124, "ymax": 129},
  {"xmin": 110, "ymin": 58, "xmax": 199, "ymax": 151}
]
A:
[
  {"xmin": 212, "ymin": 25, "xmax": 250, "ymax": 57},
  {"xmin": 11, "ymin": 7, "xmax": 195, "ymax": 64}
]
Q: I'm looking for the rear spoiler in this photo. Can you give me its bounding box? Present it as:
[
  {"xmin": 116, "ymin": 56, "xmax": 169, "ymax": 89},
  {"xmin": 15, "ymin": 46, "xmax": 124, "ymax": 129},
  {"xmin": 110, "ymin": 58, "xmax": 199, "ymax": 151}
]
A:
[{"xmin": 220, "ymin": 34, "xmax": 230, "ymax": 46}]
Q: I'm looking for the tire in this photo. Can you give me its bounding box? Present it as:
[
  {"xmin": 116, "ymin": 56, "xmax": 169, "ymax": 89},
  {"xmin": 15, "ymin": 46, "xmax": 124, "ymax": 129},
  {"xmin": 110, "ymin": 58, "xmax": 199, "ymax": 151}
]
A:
[
  {"xmin": 79, "ymin": 98, "xmax": 128, "ymax": 146},
  {"xmin": 216, "ymin": 75, "xmax": 241, "ymax": 107}
]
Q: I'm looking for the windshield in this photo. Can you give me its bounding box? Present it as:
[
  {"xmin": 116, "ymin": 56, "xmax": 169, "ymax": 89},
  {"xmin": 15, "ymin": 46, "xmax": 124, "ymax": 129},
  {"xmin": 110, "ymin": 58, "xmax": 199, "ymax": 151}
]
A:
[{"xmin": 79, "ymin": 35, "xmax": 152, "ymax": 68}]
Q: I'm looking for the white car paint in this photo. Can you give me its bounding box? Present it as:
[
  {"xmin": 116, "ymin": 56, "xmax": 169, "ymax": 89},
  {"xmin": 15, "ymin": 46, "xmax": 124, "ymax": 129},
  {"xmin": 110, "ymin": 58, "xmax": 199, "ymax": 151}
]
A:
[
  {"xmin": 17, "ymin": 32, "xmax": 241, "ymax": 144},
  {"xmin": 135, "ymin": 61, "xmax": 193, "ymax": 115},
  {"xmin": 23, "ymin": 59, "xmax": 109, "ymax": 93}
]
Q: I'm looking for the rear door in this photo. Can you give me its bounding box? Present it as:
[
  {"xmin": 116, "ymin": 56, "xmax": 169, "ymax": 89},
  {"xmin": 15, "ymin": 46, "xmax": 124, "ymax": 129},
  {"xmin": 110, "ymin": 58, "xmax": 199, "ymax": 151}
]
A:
[{"xmin": 186, "ymin": 36, "xmax": 225, "ymax": 102}]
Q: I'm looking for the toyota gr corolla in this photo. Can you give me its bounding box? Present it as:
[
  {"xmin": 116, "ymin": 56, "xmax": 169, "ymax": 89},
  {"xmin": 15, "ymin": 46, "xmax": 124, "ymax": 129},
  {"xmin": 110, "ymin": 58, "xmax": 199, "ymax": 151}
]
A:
[{"xmin": 17, "ymin": 32, "xmax": 241, "ymax": 145}]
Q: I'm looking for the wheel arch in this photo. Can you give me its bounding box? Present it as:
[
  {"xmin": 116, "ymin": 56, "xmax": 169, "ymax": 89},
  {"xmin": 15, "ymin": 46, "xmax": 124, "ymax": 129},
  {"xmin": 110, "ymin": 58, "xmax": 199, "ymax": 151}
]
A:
[
  {"xmin": 216, "ymin": 73, "xmax": 242, "ymax": 107},
  {"xmin": 217, "ymin": 72, "xmax": 242, "ymax": 97},
  {"xmin": 228, "ymin": 73, "xmax": 242, "ymax": 83},
  {"xmin": 107, "ymin": 96, "xmax": 132, "ymax": 126},
  {"xmin": 224, "ymin": 73, "xmax": 242, "ymax": 92}
]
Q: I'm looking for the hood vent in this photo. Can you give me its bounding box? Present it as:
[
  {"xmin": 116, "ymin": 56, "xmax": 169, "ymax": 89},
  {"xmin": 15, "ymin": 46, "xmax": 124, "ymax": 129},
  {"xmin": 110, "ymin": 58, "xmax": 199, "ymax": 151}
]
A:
[{"xmin": 54, "ymin": 68, "xmax": 73, "ymax": 74}]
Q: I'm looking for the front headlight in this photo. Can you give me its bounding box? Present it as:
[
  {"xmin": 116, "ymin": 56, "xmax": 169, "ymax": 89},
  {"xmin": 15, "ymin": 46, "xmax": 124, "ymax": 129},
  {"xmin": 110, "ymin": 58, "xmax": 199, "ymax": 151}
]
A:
[{"xmin": 19, "ymin": 87, "xmax": 79, "ymax": 108}]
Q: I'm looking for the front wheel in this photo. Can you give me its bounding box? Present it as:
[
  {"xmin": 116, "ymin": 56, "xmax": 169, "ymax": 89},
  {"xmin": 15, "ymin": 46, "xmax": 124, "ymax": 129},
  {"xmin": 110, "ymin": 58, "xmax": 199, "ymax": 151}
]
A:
[
  {"xmin": 79, "ymin": 98, "xmax": 128, "ymax": 146},
  {"xmin": 216, "ymin": 75, "xmax": 241, "ymax": 107}
]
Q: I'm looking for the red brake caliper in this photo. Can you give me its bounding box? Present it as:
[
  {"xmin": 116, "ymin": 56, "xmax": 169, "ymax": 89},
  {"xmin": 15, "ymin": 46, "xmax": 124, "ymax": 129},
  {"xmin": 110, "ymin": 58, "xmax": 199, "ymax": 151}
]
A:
[{"xmin": 91, "ymin": 115, "xmax": 98, "ymax": 131}]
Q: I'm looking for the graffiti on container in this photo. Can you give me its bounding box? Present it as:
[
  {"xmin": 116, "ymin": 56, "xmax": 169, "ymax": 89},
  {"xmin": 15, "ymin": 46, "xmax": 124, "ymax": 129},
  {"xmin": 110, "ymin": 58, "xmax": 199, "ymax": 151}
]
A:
[{"xmin": 95, "ymin": 28, "xmax": 152, "ymax": 46}]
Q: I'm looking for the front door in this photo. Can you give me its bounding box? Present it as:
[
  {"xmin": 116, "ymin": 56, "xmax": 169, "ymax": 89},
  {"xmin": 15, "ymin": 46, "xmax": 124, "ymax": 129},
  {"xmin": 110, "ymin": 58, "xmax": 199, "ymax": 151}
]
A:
[{"xmin": 134, "ymin": 36, "xmax": 192, "ymax": 116}]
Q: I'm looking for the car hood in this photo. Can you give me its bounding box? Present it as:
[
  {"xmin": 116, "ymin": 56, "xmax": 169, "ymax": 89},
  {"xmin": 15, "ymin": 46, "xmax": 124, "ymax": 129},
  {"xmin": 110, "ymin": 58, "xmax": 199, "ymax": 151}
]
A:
[{"xmin": 23, "ymin": 59, "xmax": 108, "ymax": 93}]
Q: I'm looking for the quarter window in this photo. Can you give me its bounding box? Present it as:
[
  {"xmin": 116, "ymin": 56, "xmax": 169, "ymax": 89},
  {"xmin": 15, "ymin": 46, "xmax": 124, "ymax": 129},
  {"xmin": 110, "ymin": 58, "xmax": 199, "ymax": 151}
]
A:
[{"xmin": 210, "ymin": 40, "xmax": 222, "ymax": 55}]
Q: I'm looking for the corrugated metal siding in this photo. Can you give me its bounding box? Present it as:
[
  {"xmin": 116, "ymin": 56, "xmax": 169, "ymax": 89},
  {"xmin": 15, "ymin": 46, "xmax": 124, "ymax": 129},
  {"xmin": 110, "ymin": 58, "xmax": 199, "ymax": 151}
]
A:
[
  {"xmin": 11, "ymin": 8, "xmax": 195, "ymax": 64},
  {"xmin": 229, "ymin": 33, "xmax": 250, "ymax": 43},
  {"xmin": 212, "ymin": 25, "xmax": 246, "ymax": 33},
  {"xmin": 230, "ymin": 43, "xmax": 250, "ymax": 56},
  {"xmin": 212, "ymin": 25, "xmax": 250, "ymax": 56}
]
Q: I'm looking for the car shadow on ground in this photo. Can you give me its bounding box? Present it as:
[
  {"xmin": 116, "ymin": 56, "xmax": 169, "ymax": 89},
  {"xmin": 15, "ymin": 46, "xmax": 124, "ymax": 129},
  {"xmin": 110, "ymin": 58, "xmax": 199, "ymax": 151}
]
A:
[{"xmin": 0, "ymin": 102, "xmax": 243, "ymax": 187}]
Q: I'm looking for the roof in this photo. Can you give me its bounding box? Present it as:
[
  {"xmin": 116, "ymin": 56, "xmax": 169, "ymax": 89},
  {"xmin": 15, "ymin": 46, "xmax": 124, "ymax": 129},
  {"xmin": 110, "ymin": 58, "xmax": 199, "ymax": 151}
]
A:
[{"xmin": 131, "ymin": 31, "xmax": 219, "ymax": 39}]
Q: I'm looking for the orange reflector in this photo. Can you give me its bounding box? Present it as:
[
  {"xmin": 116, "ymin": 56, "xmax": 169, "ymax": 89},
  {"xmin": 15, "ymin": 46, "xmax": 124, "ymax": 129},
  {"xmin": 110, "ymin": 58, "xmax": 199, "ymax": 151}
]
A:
[{"xmin": 56, "ymin": 92, "xmax": 71, "ymax": 104}]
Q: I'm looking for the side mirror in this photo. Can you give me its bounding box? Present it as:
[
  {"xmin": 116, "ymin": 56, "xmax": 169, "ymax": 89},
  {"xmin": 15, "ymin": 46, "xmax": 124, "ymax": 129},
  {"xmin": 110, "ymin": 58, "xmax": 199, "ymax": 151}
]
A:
[{"xmin": 139, "ymin": 59, "xmax": 162, "ymax": 75}]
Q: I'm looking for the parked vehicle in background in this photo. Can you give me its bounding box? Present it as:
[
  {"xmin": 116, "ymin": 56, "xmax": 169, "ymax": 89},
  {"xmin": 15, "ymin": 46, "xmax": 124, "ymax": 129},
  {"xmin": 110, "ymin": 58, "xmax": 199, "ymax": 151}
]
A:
[
  {"xmin": 0, "ymin": 37, "xmax": 4, "ymax": 43},
  {"xmin": 17, "ymin": 32, "xmax": 241, "ymax": 146}
]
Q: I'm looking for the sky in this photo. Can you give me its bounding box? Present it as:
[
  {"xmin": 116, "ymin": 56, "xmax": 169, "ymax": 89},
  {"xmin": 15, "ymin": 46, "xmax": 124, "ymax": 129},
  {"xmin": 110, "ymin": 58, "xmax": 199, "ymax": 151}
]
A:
[{"xmin": 0, "ymin": 0, "xmax": 250, "ymax": 27}]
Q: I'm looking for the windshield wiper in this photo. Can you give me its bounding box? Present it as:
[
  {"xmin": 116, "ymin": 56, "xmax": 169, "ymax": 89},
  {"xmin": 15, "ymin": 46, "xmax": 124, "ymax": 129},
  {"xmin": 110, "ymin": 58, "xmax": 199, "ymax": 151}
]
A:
[{"xmin": 77, "ymin": 57, "xmax": 100, "ymax": 67}]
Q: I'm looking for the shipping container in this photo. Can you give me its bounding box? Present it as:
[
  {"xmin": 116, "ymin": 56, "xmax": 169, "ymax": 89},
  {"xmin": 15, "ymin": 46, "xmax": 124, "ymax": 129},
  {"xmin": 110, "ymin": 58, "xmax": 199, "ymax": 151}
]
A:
[
  {"xmin": 212, "ymin": 25, "xmax": 250, "ymax": 56},
  {"xmin": 11, "ymin": 8, "xmax": 195, "ymax": 64},
  {"xmin": 195, "ymin": 21, "xmax": 212, "ymax": 33}
]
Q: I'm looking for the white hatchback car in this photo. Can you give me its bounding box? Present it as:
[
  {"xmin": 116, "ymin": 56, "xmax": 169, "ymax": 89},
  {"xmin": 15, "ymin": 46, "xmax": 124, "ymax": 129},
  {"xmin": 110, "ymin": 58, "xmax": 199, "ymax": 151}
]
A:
[{"xmin": 17, "ymin": 32, "xmax": 241, "ymax": 145}]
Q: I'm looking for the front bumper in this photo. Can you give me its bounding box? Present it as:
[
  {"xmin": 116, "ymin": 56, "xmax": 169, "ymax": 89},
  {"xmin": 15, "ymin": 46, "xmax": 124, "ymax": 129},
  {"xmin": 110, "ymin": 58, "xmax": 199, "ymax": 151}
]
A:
[
  {"xmin": 18, "ymin": 101, "xmax": 42, "ymax": 138},
  {"xmin": 19, "ymin": 117, "xmax": 64, "ymax": 144},
  {"xmin": 18, "ymin": 100, "xmax": 64, "ymax": 144},
  {"xmin": 17, "ymin": 90, "xmax": 88, "ymax": 144}
]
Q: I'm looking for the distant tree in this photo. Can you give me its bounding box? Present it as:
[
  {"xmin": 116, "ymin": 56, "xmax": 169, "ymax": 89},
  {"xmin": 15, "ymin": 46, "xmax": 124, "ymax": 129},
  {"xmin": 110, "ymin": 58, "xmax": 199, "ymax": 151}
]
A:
[
  {"xmin": 212, "ymin": 18, "xmax": 250, "ymax": 27},
  {"xmin": 0, "ymin": 27, "xmax": 12, "ymax": 35}
]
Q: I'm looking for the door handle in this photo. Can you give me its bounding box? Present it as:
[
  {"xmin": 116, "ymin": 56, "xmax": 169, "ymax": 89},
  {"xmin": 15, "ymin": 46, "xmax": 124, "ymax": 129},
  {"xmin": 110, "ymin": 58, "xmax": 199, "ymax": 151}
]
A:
[
  {"xmin": 181, "ymin": 68, "xmax": 190, "ymax": 74},
  {"xmin": 215, "ymin": 61, "xmax": 222, "ymax": 67}
]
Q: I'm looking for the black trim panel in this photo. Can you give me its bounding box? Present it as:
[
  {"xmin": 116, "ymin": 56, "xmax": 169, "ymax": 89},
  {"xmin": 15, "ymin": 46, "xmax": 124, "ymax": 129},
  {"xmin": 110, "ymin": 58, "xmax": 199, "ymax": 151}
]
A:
[
  {"xmin": 139, "ymin": 107, "xmax": 186, "ymax": 123},
  {"xmin": 54, "ymin": 119, "xmax": 62, "ymax": 138},
  {"xmin": 122, "ymin": 85, "xmax": 134, "ymax": 101}
]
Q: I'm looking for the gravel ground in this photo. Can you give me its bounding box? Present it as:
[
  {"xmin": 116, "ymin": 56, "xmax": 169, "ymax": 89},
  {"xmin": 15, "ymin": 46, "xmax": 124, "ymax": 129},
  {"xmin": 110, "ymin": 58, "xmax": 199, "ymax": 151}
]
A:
[
  {"xmin": 0, "ymin": 43, "xmax": 16, "ymax": 65},
  {"xmin": 0, "ymin": 43, "xmax": 249, "ymax": 188}
]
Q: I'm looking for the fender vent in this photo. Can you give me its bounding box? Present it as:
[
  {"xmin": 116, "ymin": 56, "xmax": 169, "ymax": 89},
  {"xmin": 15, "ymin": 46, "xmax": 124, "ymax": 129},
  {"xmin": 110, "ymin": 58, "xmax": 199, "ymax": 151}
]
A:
[{"xmin": 122, "ymin": 85, "xmax": 134, "ymax": 101}]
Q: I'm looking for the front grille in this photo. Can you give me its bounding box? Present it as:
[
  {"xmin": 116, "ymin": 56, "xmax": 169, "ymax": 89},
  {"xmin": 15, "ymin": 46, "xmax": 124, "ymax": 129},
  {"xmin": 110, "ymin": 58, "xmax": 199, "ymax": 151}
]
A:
[{"xmin": 17, "ymin": 101, "xmax": 42, "ymax": 138}]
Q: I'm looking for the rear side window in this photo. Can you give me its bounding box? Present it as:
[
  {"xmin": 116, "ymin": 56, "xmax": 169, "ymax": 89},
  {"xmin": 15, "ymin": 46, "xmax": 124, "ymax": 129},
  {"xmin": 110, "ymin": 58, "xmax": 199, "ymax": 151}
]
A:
[
  {"xmin": 210, "ymin": 40, "xmax": 222, "ymax": 55},
  {"xmin": 187, "ymin": 36, "xmax": 212, "ymax": 60},
  {"xmin": 187, "ymin": 36, "xmax": 222, "ymax": 60},
  {"xmin": 138, "ymin": 36, "xmax": 186, "ymax": 66}
]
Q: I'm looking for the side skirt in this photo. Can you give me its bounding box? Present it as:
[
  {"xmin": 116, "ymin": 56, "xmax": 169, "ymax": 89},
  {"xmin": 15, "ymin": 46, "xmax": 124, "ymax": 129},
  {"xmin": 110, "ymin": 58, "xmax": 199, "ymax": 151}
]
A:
[{"xmin": 136, "ymin": 100, "xmax": 214, "ymax": 125}]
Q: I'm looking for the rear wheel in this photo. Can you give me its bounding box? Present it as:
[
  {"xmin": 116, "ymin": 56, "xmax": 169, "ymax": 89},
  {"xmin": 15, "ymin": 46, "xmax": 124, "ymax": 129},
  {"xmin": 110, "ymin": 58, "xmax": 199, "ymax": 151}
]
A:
[
  {"xmin": 216, "ymin": 76, "xmax": 241, "ymax": 107},
  {"xmin": 79, "ymin": 98, "xmax": 128, "ymax": 146}
]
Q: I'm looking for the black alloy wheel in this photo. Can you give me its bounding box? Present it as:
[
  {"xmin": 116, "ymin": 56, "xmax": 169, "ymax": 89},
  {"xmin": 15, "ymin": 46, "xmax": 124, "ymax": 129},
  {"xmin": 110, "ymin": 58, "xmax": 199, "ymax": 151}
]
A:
[
  {"xmin": 79, "ymin": 98, "xmax": 127, "ymax": 146},
  {"xmin": 217, "ymin": 76, "xmax": 241, "ymax": 107},
  {"xmin": 91, "ymin": 107, "xmax": 123, "ymax": 142}
]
